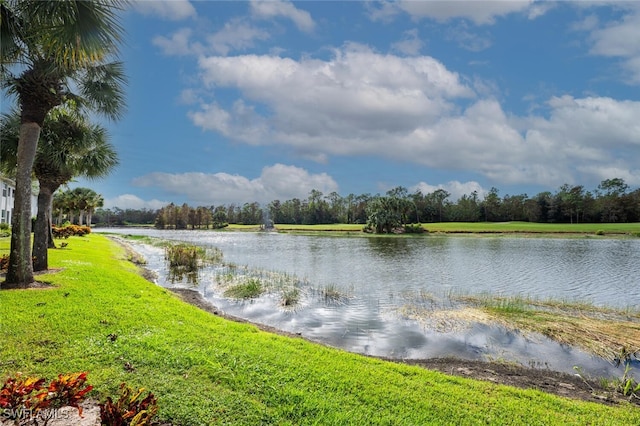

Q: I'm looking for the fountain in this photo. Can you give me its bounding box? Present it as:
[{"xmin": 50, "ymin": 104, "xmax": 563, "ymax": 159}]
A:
[{"xmin": 261, "ymin": 208, "xmax": 276, "ymax": 231}]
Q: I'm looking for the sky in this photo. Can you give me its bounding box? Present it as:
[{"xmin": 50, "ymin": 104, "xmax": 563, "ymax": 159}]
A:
[{"xmin": 67, "ymin": 0, "xmax": 640, "ymax": 209}]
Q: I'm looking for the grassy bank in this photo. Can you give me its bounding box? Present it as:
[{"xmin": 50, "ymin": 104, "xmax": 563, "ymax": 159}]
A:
[
  {"xmin": 1, "ymin": 235, "xmax": 640, "ymax": 424},
  {"xmin": 228, "ymin": 222, "xmax": 640, "ymax": 236}
]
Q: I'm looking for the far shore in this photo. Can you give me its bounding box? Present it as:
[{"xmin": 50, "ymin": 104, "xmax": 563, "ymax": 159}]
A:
[{"xmin": 113, "ymin": 221, "xmax": 640, "ymax": 238}]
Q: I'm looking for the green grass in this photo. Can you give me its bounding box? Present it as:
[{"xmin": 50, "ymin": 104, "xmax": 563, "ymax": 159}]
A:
[
  {"xmin": 1, "ymin": 235, "xmax": 640, "ymax": 424},
  {"xmin": 420, "ymin": 221, "xmax": 640, "ymax": 235},
  {"xmin": 228, "ymin": 222, "xmax": 640, "ymax": 236},
  {"xmin": 223, "ymin": 277, "xmax": 264, "ymax": 299}
]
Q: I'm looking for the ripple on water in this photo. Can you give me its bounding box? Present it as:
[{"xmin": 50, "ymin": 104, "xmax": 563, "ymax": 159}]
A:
[{"xmin": 101, "ymin": 229, "xmax": 640, "ymax": 378}]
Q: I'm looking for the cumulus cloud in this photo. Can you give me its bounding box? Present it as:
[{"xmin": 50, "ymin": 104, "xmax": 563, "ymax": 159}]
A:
[
  {"xmin": 445, "ymin": 23, "xmax": 492, "ymax": 51},
  {"xmin": 207, "ymin": 18, "xmax": 271, "ymax": 55},
  {"xmin": 153, "ymin": 28, "xmax": 202, "ymax": 56},
  {"xmin": 132, "ymin": 0, "xmax": 196, "ymax": 20},
  {"xmin": 411, "ymin": 181, "xmax": 487, "ymax": 201},
  {"xmin": 250, "ymin": 0, "xmax": 315, "ymax": 32},
  {"xmin": 193, "ymin": 44, "xmax": 473, "ymax": 149},
  {"xmin": 186, "ymin": 44, "xmax": 640, "ymax": 189},
  {"xmin": 394, "ymin": 0, "xmax": 538, "ymax": 25},
  {"xmin": 575, "ymin": 4, "xmax": 640, "ymax": 84},
  {"xmin": 153, "ymin": 20, "xmax": 270, "ymax": 57},
  {"xmin": 392, "ymin": 29, "xmax": 424, "ymax": 56},
  {"xmin": 104, "ymin": 194, "xmax": 168, "ymax": 210},
  {"xmin": 131, "ymin": 164, "xmax": 339, "ymax": 205}
]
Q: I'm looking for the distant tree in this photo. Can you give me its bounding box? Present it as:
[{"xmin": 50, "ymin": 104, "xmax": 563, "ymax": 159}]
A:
[
  {"xmin": 597, "ymin": 178, "xmax": 629, "ymax": 222},
  {"xmin": 481, "ymin": 187, "xmax": 501, "ymax": 222},
  {"xmin": 365, "ymin": 196, "xmax": 402, "ymax": 233}
]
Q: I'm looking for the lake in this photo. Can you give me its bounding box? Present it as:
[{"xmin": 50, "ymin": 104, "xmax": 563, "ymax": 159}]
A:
[{"xmin": 97, "ymin": 228, "xmax": 640, "ymax": 378}]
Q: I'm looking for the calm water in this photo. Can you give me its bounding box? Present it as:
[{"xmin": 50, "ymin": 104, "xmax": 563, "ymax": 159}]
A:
[{"xmin": 98, "ymin": 228, "xmax": 640, "ymax": 377}]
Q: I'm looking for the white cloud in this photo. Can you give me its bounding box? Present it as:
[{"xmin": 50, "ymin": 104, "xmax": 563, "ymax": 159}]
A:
[
  {"xmin": 392, "ymin": 29, "xmax": 424, "ymax": 56},
  {"xmin": 131, "ymin": 164, "xmax": 339, "ymax": 205},
  {"xmin": 153, "ymin": 28, "xmax": 202, "ymax": 56},
  {"xmin": 445, "ymin": 23, "xmax": 492, "ymax": 51},
  {"xmin": 250, "ymin": 0, "xmax": 315, "ymax": 32},
  {"xmin": 104, "ymin": 194, "xmax": 168, "ymax": 210},
  {"xmin": 411, "ymin": 181, "xmax": 487, "ymax": 201},
  {"xmin": 193, "ymin": 44, "xmax": 473, "ymax": 150},
  {"xmin": 207, "ymin": 18, "xmax": 271, "ymax": 55},
  {"xmin": 396, "ymin": 0, "xmax": 536, "ymax": 25},
  {"xmin": 366, "ymin": 1, "xmax": 400, "ymax": 23},
  {"xmin": 132, "ymin": 0, "xmax": 196, "ymax": 21},
  {"xmin": 576, "ymin": 5, "xmax": 640, "ymax": 84},
  {"xmin": 152, "ymin": 20, "xmax": 269, "ymax": 57},
  {"xmin": 187, "ymin": 44, "xmax": 640, "ymax": 189}
]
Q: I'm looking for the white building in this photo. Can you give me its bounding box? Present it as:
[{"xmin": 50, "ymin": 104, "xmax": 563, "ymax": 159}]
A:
[{"xmin": 1, "ymin": 175, "xmax": 38, "ymax": 225}]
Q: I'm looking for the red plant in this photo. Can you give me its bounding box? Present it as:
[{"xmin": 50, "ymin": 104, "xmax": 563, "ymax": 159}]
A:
[
  {"xmin": 0, "ymin": 372, "xmax": 92, "ymax": 422},
  {"xmin": 0, "ymin": 254, "xmax": 9, "ymax": 272},
  {"xmin": 99, "ymin": 383, "xmax": 158, "ymax": 426},
  {"xmin": 0, "ymin": 375, "xmax": 46, "ymax": 414},
  {"xmin": 36, "ymin": 372, "xmax": 93, "ymax": 415}
]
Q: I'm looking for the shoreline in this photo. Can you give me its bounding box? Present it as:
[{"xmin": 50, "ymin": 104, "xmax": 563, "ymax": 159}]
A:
[
  {"xmin": 167, "ymin": 287, "xmax": 631, "ymax": 407},
  {"xmin": 109, "ymin": 235, "xmax": 640, "ymax": 407}
]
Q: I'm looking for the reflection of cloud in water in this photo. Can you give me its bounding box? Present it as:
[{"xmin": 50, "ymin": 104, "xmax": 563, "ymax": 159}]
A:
[{"xmin": 121, "ymin": 234, "xmax": 632, "ymax": 379}]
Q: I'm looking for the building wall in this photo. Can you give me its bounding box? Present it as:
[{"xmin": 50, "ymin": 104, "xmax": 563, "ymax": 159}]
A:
[{"xmin": 1, "ymin": 176, "xmax": 39, "ymax": 225}]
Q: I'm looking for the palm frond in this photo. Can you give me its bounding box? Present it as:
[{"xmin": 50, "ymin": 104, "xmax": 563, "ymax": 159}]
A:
[{"xmin": 79, "ymin": 61, "xmax": 127, "ymax": 120}]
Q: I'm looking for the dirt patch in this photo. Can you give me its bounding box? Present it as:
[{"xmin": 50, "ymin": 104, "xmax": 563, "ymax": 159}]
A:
[{"xmin": 168, "ymin": 288, "xmax": 637, "ymax": 407}]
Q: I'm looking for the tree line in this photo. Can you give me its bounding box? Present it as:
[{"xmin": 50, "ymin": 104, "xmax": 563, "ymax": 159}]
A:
[{"xmin": 91, "ymin": 178, "xmax": 640, "ymax": 230}]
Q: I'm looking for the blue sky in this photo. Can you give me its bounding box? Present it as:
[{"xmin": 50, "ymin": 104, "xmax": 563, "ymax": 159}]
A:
[{"xmin": 70, "ymin": 0, "xmax": 640, "ymax": 209}]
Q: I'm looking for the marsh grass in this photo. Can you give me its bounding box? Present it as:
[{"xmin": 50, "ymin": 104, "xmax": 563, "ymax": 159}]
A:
[
  {"xmin": 445, "ymin": 293, "xmax": 640, "ymax": 362},
  {"xmin": 2, "ymin": 235, "xmax": 640, "ymax": 424},
  {"xmin": 223, "ymin": 278, "xmax": 264, "ymax": 299},
  {"xmin": 281, "ymin": 288, "xmax": 300, "ymax": 307},
  {"xmin": 216, "ymin": 264, "xmax": 306, "ymax": 306},
  {"xmin": 162, "ymin": 242, "xmax": 224, "ymax": 285}
]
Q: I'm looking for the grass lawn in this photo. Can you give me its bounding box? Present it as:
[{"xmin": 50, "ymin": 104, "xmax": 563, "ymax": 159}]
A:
[{"xmin": 1, "ymin": 234, "xmax": 640, "ymax": 424}]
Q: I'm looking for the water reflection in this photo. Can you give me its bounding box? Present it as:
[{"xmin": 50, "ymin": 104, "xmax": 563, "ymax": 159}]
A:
[{"xmin": 100, "ymin": 228, "xmax": 640, "ymax": 378}]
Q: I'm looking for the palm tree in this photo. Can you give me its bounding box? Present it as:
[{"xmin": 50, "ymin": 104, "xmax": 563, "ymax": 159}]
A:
[
  {"xmin": 1, "ymin": 0, "xmax": 126, "ymax": 287},
  {"xmin": 0, "ymin": 103, "xmax": 118, "ymax": 271}
]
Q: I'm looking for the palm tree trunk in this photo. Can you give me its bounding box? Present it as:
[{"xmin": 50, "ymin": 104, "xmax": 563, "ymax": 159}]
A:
[
  {"xmin": 4, "ymin": 123, "xmax": 39, "ymax": 287},
  {"xmin": 48, "ymin": 196, "xmax": 56, "ymax": 249},
  {"xmin": 33, "ymin": 182, "xmax": 59, "ymax": 271}
]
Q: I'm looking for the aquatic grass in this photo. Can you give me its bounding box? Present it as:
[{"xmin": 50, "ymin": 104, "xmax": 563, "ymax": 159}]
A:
[
  {"xmin": 2, "ymin": 235, "xmax": 640, "ymax": 424},
  {"xmin": 320, "ymin": 283, "xmax": 352, "ymax": 304},
  {"xmin": 215, "ymin": 263, "xmax": 307, "ymax": 307},
  {"xmin": 448, "ymin": 293, "xmax": 640, "ymax": 362},
  {"xmin": 281, "ymin": 288, "xmax": 300, "ymax": 307},
  {"xmin": 397, "ymin": 304, "xmax": 492, "ymax": 333},
  {"xmin": 223, "ymin": 277, "xmax": 264, "ymax": 299}
]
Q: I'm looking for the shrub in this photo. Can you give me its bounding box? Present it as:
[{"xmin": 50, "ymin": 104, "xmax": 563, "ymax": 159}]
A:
[
  {"xmin": 0, "ymin": 254, "xmax": 8, "ymax": 271},
  {"xmin": 595, "ymin": 230, "xmax": 605, "ymax": 236},
  {"xmin": 99, "ymin": 383, "xmax": 158, "ymax": 426},
  {"xmin": 0, "ymin": 222, "xmax": 9, "ymax": 231},
  {"xmin": 0, "ymin": 372, "xmax": 93, "ymax": 424},
  {"xmin": 1, "ymin": 374, "xmax": 158, "ymax": 426},
  {"xmin": 52, "ymin": 225, "xmax": 92, "ymax": 239},
  {"xmin": 403, "ymin": 223, "xmax": 426, "ymax": 234}
]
